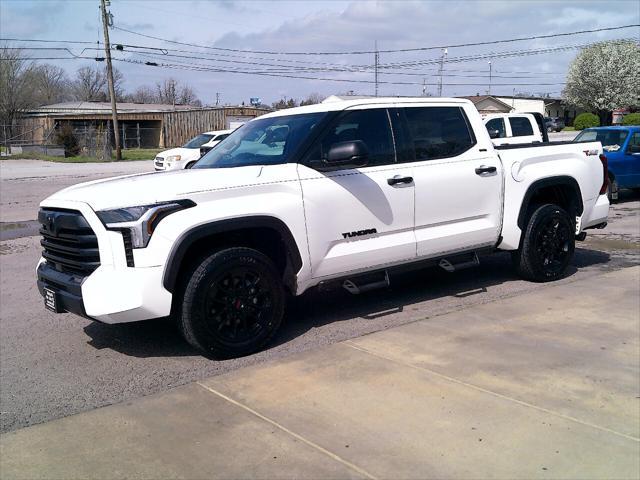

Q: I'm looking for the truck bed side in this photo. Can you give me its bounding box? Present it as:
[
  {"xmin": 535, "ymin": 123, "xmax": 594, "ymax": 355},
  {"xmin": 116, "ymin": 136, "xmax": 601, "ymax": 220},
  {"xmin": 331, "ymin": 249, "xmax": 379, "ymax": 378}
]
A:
[{"xmin": 496, "ymin": 140, "xmax": 607, "ymax": 250}]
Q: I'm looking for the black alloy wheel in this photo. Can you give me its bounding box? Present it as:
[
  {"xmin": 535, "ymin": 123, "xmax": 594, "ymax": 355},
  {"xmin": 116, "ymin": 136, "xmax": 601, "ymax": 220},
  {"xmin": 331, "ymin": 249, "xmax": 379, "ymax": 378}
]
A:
[
  {"xmin": 178, "ymin": 247, "xmax": 285, "ymax": 358},
  {"xmin": 532, "ymin": 213, "xmax": 572, "ymax": 277},
  {"xmin": 204, "ymin": 266, "xmax": 274, "ymax": 345},
  {"xmin": 512, "ymin": 204, "xmax": 575, "ymax": 282}
]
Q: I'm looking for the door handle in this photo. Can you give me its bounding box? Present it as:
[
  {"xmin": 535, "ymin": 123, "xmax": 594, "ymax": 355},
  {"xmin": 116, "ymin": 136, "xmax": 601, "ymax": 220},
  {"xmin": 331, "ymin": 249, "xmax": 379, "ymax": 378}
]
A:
[
  {"xmin": 387, "ymin": 175, "xmax": 414, "ymax": 186},
  {"xmin": 475, "ymin": 165, "xmax": 497, "ymax": 176}
]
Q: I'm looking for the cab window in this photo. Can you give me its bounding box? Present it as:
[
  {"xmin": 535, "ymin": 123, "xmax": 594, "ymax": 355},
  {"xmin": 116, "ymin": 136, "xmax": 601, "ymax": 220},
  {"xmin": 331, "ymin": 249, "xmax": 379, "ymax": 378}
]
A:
[
  {"xmin": 509, "ymin": 117, "xmax": 534, "ymax": 137},
  {"xmin": 486, "ymin": 118, "xmax": 506, "ymax": 138},
  {"xmin": 403, "ymin": 106, "xmax": 475, "ymax": 161},
  {"xmin": 303, "ymin": 108, "xmax": 395, "ymax": 169}
]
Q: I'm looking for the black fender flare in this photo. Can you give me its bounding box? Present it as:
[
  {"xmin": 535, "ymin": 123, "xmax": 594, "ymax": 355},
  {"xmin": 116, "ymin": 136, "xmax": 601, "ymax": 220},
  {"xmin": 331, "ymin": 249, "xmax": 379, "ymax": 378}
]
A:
[
  {"xmin": 162, "ymin": 216, "xmax": 303, "ymax": 293},
  {"xmin": 517, "ymin": 176, "xmax": 583, "ymax": 230}
]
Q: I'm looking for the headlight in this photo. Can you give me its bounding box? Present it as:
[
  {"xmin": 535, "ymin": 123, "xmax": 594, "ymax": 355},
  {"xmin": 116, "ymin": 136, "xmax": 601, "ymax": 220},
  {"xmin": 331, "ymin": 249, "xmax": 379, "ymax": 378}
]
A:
[
  {"xmin": 166, "ymin": 155, "xmax": 181, "ymax": 163},
  {"xmin": 96, "ymin": 200, "xmax": 195, "ymax": 248}
]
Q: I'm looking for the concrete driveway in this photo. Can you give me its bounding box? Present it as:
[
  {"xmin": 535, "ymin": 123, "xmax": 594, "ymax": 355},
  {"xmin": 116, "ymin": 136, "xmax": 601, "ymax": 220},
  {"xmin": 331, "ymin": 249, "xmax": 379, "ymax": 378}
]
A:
[{"xmin": 1, "ymin": 266, "xmax": 638, "ymax": 479}]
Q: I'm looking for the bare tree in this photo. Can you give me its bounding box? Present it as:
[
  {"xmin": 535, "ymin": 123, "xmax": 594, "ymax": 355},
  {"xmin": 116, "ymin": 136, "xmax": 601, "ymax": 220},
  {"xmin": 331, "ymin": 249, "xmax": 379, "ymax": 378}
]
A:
[
  {"xmin": 300, "ymin": 92, "xmax": 324, "ymax": 106},
  {"xmin": 155, "ymin": 78, "xmax": 201, "ymax": 106},
  {"xmin": 31, "ymin": 64, "xmax": 70, "ymax": 105},
  {"xmin": 125, "ymin": 85, "xmax": 157, "ymax": 103},
  {"xmin": 71, "ymin": 65, "xmax": 123, "ymax": 102},
  {"xmin": 0, "ymin": 47, "xmax": 36, "ymax": 142}
]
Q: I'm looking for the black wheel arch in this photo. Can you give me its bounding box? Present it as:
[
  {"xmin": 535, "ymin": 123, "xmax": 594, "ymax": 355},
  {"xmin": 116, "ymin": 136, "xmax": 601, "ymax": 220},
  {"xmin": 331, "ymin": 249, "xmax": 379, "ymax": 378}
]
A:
[
  {"xmin": 163, "ymin": 216, "xmax": 303, "ymax": 294},
  {"xmin": 517, "ymin": 176, "xmax": 583, "ymax": 231}
]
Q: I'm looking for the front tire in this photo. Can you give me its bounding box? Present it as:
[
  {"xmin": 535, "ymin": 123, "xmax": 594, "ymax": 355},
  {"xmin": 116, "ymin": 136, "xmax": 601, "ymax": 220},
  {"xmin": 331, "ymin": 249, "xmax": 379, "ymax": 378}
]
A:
[
  {"xmin": 178, "ymin": 248, "xmax": 285, "ymax": 358},
  {"xmin": 512, "ymin": 204, "xmax": 575, "ymax": 282}
]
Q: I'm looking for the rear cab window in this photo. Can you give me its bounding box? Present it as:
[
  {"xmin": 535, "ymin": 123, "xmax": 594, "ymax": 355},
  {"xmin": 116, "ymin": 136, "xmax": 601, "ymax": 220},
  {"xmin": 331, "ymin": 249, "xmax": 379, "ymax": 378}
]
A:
[
  {"xmin": 509, "ymin": 117, "xmax": 534, "ymax": 137},
  {"xmin": 402, "ymin": 106, "xmax": 476, "ymax": 161}
]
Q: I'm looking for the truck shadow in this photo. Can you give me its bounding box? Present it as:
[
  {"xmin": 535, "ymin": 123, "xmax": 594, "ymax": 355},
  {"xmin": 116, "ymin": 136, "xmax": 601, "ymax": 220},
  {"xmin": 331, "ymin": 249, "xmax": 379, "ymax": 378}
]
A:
[{"xmin": 83, "ymin": 247, "xmax": 615, "ymax": 359}]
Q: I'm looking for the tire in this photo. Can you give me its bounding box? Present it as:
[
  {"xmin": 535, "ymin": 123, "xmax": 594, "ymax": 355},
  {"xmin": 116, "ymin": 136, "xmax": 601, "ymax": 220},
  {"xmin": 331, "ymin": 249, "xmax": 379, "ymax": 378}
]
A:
[
  {"xmin": 511, "ymin": 204, "xmax": 575, "ymax": 282},
  {"xmin": 184, "ymin": 161, "xmax": 196, "ymax": 169},
  {"xmin": 178, "ymin": 247, "xmax": 285, "ymax": 358},
  {"xmin": 607, "ymin": 176, "xmax": 619, "ymax": 203}
]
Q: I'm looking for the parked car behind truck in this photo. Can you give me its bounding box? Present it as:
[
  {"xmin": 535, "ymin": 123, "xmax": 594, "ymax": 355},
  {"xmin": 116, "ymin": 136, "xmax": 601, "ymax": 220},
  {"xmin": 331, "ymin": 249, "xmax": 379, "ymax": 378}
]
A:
[
  {"xmin": 154, "ymin": 129, "xmax": 232, "ymax": 171},
  {"xmin": 37, "ymin": 98, "xmax": 609, "ymax": 358},
  {"xmin": 574, "ymin": 126, "xmax": 640, "ymax": 201}
]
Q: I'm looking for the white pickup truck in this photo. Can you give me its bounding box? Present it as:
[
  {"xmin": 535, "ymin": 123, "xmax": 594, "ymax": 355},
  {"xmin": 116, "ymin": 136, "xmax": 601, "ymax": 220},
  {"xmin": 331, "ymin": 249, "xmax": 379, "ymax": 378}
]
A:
[
  {"xmin": 483, "ymin": 113, "xmax": 543, "ymax": 146},
  {"xmin": 36, "ymin": 98, "xmax": 609, "ymax": 358}
]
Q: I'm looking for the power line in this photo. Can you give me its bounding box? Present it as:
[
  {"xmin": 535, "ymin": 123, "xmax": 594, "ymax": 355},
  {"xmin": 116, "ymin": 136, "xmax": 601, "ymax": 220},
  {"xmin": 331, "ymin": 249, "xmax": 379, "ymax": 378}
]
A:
[{"xmin": 111, "ymin": 24, "xmax": 639, "ymax": 55}]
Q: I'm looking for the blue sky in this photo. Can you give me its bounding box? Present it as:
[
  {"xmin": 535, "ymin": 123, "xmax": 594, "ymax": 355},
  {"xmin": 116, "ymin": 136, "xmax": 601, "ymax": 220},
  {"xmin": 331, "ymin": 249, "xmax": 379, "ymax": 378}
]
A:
[{"xmin": 1, "ymin": 0, "xmax": 637, "ymax": 105}]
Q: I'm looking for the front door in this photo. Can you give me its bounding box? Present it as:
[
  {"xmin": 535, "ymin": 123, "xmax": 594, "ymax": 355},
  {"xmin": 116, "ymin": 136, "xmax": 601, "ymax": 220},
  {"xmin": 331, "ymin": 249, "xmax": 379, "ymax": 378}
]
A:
[{"xmin": 298, "ymin": 107, "xmax": 416, "ymax": 279}]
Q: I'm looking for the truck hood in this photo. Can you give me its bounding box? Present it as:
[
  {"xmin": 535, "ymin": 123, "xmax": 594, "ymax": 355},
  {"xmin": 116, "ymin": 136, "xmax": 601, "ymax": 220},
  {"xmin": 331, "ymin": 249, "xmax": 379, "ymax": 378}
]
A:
[{"xmin": 42, "ymin": 166, "xmax": 264, "ymax": 211}]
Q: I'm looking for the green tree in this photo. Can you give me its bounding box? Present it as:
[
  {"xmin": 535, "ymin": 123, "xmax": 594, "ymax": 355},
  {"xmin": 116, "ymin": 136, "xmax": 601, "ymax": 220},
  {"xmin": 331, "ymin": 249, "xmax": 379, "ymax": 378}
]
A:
[{"xmin": 563, "ymin": 40, "xmax": 640, "ymax": 125}]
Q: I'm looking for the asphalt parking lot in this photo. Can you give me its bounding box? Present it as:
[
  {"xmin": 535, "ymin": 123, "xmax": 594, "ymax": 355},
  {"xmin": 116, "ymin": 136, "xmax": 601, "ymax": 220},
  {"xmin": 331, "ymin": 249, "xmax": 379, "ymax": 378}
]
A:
[{"xmin": 0, "ymin": 157, "xmax": 638, "ymax": 435}]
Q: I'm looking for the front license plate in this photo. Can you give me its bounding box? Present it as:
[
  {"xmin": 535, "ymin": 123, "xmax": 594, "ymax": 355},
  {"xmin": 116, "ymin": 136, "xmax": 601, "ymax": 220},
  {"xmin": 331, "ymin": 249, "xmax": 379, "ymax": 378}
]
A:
[{"xmin": 43, "ymin": 287, "xmax": 62, "ymax": 313}]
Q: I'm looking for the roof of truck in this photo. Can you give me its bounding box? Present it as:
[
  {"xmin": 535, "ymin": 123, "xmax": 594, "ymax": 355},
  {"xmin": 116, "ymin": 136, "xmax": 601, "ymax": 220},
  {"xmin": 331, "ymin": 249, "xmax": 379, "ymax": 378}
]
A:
[{"xmin": 261, "ymin": 97, "xmax": 473, "ymax": 119}]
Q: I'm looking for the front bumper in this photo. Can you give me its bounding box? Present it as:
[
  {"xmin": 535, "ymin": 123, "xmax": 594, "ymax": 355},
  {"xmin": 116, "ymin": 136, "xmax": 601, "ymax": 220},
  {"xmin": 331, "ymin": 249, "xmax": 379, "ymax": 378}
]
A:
[
  {"xmin": 36, "ymin": 200, "xmax": 173, "ymax": 324},
  {"xmin": 37, "ymin": 257, "xmax": 172, "ymax": 324}
]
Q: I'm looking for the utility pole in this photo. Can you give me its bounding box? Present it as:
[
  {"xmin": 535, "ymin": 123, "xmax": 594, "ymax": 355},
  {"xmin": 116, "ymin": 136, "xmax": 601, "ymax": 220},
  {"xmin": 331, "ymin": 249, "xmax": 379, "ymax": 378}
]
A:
[
  {"xmin": 215, "ymin": 92, "xmax": 220, "ymax": 106},
  {"xmin": 487, "ymin": 60, "xmax": 492, "ymax": 95},
  {"xmin": 422, "ymin": 78, "xmax": 427, "ymax": 96},
  {"xmin": 437, "ymin": 48, "xmax": 447, "ymax": 97},
  {"xmin": 100, "ymin": 0, "xmax": 121, "ymax": 160},
  {"xmin": 374, "ymin": 40, "xmax": 379, "ymax": 97}
]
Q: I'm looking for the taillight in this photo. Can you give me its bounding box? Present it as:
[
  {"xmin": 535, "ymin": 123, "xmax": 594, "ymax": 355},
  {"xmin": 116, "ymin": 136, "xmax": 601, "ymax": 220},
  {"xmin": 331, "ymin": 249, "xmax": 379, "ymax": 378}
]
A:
[{"xmin": 599, "ymin": 154, "xmax": 608, "ymax": 195}]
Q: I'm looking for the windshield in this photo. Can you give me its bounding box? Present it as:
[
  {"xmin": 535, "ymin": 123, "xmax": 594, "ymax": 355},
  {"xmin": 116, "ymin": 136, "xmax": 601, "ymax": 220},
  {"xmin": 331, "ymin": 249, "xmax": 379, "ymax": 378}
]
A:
[
  {"xmin": 183, "ymin": 134, "xmax": 214, "ymax": 149},
  {"xmin": 194, "ymin": 112, "xmax": 327, "ymax": 168},
  {"xmin": 574, "ymin": 129, "xmax": 629, "ymax": 152}
]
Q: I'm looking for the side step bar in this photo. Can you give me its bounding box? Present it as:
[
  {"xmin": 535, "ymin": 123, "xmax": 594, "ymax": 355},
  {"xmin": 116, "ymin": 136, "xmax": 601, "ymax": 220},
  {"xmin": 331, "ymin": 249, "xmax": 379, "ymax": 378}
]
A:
[
  {"xmin": 343, "ymin": 270, "xmax": 390, "ymax": 295},
  {"xmin": 438, "ymin": 252, "xmax": 480, "ymax": 273}
]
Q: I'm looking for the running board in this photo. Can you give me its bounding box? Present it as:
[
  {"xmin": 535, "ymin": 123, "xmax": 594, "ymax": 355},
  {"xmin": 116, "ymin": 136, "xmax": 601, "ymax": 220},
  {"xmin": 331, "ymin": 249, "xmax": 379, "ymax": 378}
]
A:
[
  {"xmin": 438, "ymin": 252, "xmax": 480, "ymax": 273},
  {"xmin": 343, "ymin": 270, "xmax": 390, "ymax": 295}
]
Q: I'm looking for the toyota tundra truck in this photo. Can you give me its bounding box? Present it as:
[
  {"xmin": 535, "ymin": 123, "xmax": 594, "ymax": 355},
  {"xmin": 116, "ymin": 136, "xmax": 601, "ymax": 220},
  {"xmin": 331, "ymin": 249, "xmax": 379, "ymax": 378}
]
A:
[{"xmin": 36, "ymin": 98, "xmax": 610, "ymax": 358}]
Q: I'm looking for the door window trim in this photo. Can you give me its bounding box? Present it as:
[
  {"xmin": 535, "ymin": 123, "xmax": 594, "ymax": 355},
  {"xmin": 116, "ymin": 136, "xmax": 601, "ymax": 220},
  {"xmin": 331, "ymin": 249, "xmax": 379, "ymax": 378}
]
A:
[
  {"xmin": 299, "ymin": 107, "xmax": 398, "ymax": 171},
  {"xmin": 396, "ymin": 106, "xmax": 477, "ymax": 163}
]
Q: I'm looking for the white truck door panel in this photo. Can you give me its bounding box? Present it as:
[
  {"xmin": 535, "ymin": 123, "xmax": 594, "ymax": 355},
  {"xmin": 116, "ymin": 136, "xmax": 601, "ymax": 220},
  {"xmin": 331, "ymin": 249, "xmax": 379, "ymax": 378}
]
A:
[
  {"xmin": 298, "ymin": 164, "xmax": 415, "ymax": 278},
  {"xmin": 298, "ymin": 108, "xmax": 416, "ymax": 279},
  {"xmin": 401, "ymin": 106, "xmax": 503, "ymax": 257}
]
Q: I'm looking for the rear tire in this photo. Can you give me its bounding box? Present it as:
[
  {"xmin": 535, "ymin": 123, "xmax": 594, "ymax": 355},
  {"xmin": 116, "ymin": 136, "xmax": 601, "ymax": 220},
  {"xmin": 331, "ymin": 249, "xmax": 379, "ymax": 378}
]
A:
[
  {"xmin": 178, "ymin": 247, "xmax": 285, "ymax": 358},
  {"xmin": 607, "ymin": 176, "xmax": 619, "ymax": 203},
  {"xmin": 512, "ymin": 204, "xmax": 575, "ymax": 282},
  {"xmin": 185, "ymin": 161, "xmax": 196, "ymax": 169}
]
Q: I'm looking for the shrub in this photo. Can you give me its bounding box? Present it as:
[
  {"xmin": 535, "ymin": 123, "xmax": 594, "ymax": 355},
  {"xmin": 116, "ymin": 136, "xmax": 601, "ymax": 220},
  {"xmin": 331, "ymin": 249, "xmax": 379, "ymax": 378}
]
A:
[
  {"xmin": 622, "ymin": 112, "xmax": 640, "ymax": 126},
  {"xmin": 573, "ymin": 113, "xmax": 600, "ymax": 130},
  {"xmin": 55, "ymin": 124, "xmax": 80, "ymax": 157}
]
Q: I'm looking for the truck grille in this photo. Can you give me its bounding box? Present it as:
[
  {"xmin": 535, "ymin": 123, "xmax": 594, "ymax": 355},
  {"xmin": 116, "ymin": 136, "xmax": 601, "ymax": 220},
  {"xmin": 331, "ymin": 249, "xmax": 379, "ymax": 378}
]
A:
[{"xmin": 38, "ymin": 208, "xmax": 100, "ymax": 275}]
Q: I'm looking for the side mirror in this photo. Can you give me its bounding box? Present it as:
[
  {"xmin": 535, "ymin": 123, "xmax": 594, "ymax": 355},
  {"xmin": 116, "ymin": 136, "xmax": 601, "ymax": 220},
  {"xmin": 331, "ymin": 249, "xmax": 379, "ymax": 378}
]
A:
[
  {"xmin": 324, "ymin": 140, "xmax": 369, "ymax": 168},
  {"xmin": 488, "ymin": 129, "xmax": 501, "ymax": 139}
]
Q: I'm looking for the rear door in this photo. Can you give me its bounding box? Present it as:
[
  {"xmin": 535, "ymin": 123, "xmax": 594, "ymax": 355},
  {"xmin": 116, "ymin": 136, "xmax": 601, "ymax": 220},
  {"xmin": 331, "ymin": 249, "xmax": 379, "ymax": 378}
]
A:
[
  {"xmin": 297, "ymin": 107, "xmax": 416, "ymax": 279},
  {"xmin": 400, "ymin": 104, "xmax": 503, "ymax": 258},
  {"xmin": 622, "ymin": 130, "xmax": 640, "ymax": 187}
]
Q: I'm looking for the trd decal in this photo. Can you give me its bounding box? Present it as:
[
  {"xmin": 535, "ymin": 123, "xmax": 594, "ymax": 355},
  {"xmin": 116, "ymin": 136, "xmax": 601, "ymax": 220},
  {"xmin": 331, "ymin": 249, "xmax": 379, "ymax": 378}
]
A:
[{"xmin": 342, "ymin": 228, "xmax": 377, "ymax": 239}]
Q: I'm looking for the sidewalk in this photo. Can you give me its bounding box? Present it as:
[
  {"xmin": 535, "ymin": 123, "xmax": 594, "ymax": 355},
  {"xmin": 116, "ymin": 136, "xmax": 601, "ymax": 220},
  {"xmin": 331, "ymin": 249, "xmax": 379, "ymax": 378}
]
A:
[{"xmin": 2, "ymin": 267, "xmax": 639, "ymax": 479}]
